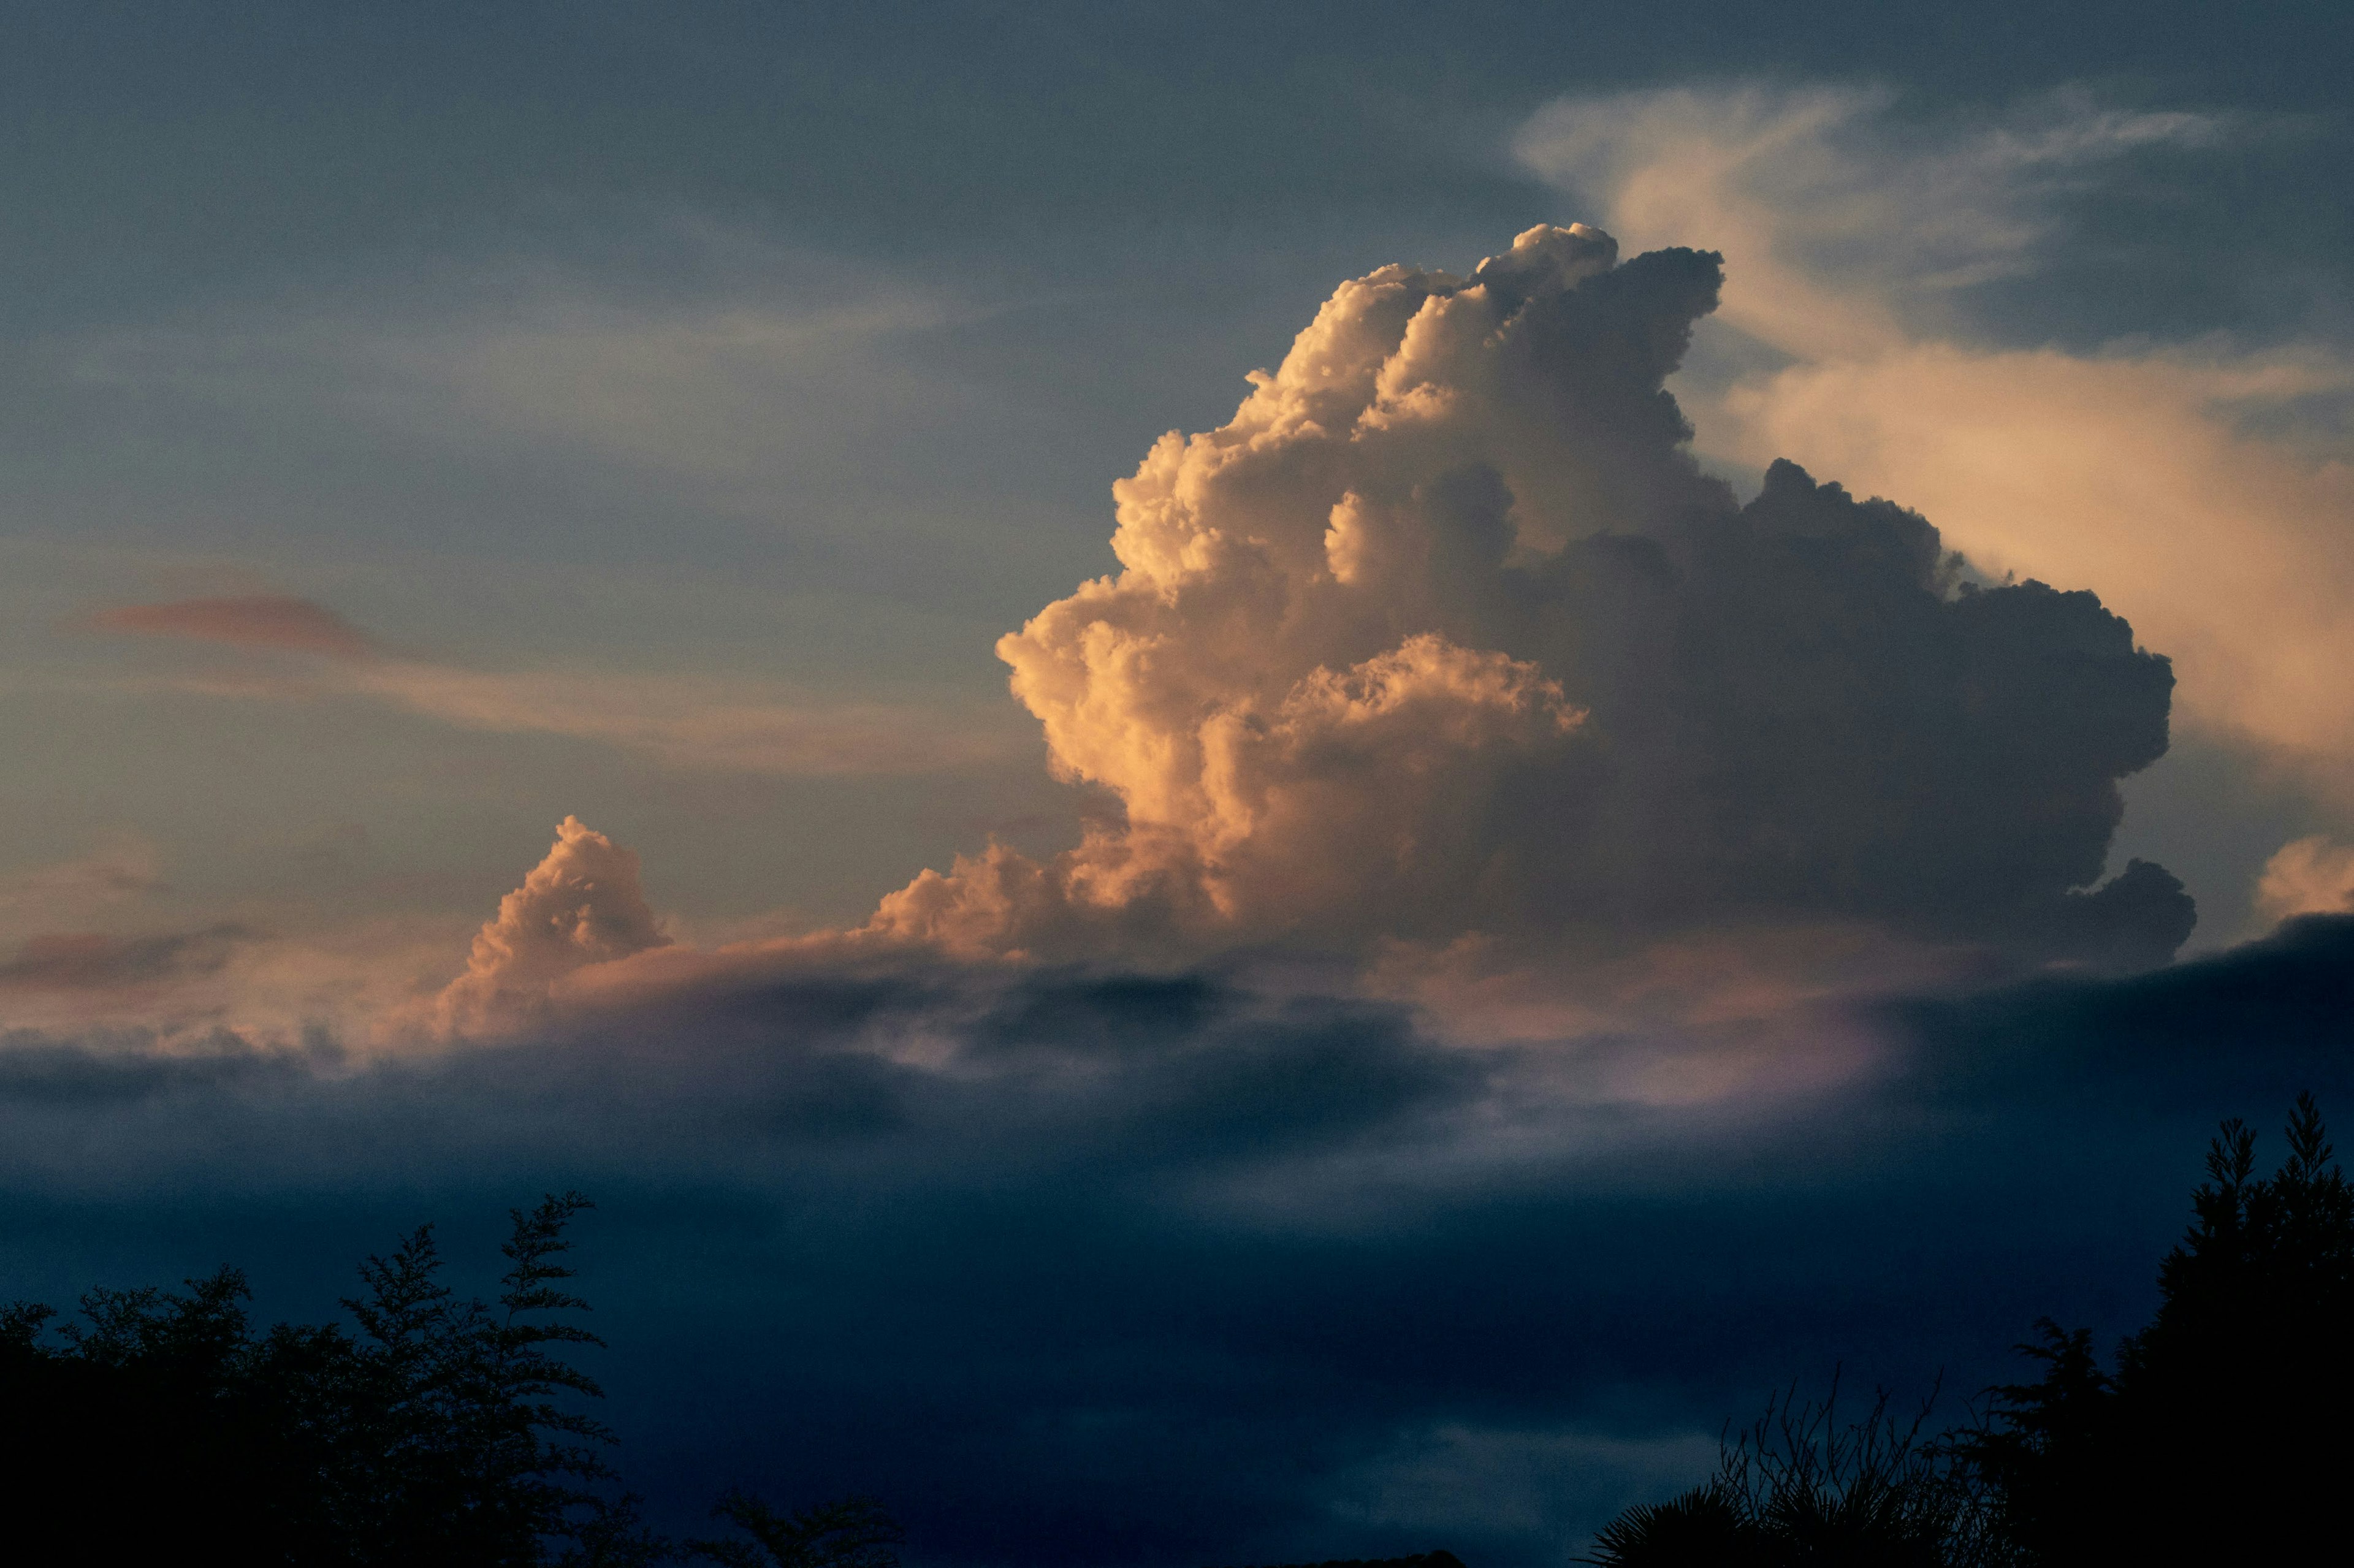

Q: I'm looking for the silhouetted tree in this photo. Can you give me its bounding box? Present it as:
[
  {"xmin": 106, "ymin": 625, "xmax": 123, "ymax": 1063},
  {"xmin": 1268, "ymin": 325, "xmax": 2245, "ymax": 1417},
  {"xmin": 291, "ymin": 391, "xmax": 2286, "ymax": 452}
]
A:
[
  {"xmin": 684, "ymin": 1491, "xmax": 905, "ymax": 1568},
  {"xmin": 1583, "ymin": 1377, "xmax": 1998, "ymax": 1566},
  {"xmin": 1967, "ymin": 1092, "xmax": 2354, "ymax": 1562},
  {"xmin": 559, "ymin": 1491, "xmax": 681, "ymax": 1567},
  {"xmin": 1, "ymin": 1192, "xmax": 627, "ymax": 1564},
  {"xmin": 333, "ymin": 1192, "xmax": 619, "ymax": 1563},
  {"xmin": 1588, "ymin": 1094, "xmax": 2354, "ymax": 1564},
  {"xmin": 1, "ymin": 1193, "xmax": 910, "ymax": 1565}
]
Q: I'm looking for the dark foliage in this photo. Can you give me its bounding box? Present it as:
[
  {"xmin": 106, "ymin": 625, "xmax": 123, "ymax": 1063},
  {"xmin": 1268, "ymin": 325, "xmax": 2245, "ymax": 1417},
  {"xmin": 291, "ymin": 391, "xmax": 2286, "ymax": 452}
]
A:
[
  {"xmin": 1, "ymin": 1192, "xmax": 616, "ymax": 1562},
  {"xmin": 1583, "ymin": 1379, "xmax": 1997, "ymax": 1567},
  {"xmin": 1965, "ymin": 1091, "xmax": 2354, "ymax": 1562},
  {"xmin": 1591, "ymin": 1094, "xmax": 2354, "ymax": 1566},
  {"xmin": 1203, "ymin": 1557, "xmax": 1467, "ymax": 1568},
  {"xmin": 684, "ymin": 1491, "xmax": 905, "ymax": 1568},
  {"xmin": 0, "ymin": 1192, "xmax": 904, "ymax": 1566}
]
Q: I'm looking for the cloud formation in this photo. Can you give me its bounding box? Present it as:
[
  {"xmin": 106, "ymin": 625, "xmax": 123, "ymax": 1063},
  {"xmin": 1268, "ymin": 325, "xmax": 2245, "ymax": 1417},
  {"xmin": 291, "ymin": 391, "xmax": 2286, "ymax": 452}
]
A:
[
  {"xmin": 436, "ymin": 816, "xmax": 669, "ymax": 1033},
  {"xmin": 0, "ymin": 836, "xmax": 164, "ymax": 938},
  {"xmin": 1516, "ymin": 86, "xmax": 2354, "ymax": 803},
  {"xmin": 90, "ymin": 595, "xmax": 1016, "ymax": 778},
  {"xmin": 90, "ymin": 595, "xmax": 376, "ymax": 660},
  {"xmin": 2255, "ymin": 835, "xmax": 2354, "ymax": 923},
  {"xmin": 0, "ymin": 924, "xmax": 249, "ymax": 994},
  {"xmin": 4, "ymin": 922, "xmax": 2349, "ymax": 1566},
  {"xmin": 839, "ymin": 225, "xmax": 2183, "ymax": 970}
]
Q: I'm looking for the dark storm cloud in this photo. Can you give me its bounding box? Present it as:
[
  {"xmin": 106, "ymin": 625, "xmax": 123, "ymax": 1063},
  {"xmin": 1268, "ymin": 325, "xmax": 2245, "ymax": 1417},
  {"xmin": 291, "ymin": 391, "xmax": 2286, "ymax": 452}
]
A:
[
  {"xmin": 0, "ymin": 1028, "xmax": 307, "ymax": 1104},
  {"xmin": 3, "ymin": 937, "xmax": 2347, "ymax": 1565},
  {"xmin": 1893, "ymin": 910, "xmax": 2354, "ymax": 1106},
  {"xmin": 1495, "ymin": 456, "xmax": 2187, "ymax": 962}
]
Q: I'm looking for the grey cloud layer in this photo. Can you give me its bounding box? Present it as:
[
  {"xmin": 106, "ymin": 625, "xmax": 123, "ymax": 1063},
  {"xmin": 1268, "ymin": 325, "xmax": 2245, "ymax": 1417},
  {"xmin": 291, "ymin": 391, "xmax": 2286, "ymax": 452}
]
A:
[{"xmin": 2, "ymin": 922, "xmax": 2347, "ymax": 1565}]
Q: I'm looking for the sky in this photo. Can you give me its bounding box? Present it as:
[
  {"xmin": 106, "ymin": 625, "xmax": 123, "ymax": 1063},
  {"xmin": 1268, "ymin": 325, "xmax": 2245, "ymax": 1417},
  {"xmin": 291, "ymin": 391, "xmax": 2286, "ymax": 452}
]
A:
[{"xmin": 4, "ymin": 4, "xmax": 2353, "ymax": 1563}]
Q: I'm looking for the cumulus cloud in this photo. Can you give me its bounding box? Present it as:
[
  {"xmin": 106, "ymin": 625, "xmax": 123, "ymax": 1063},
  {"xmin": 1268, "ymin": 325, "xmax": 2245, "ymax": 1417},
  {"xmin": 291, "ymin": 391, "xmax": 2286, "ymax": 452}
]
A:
[
  {"xmin": 1515, "ymin": 86, "xmax": 2354, "ymax": 802},
  {"xmin": 831, "ymin": 224, "xmax": 2184, "ymax": 970},
  {"xmin": 436, "ymin": 816, "xmax": 669, "ymax": 1033},
  {"xmin": 2255, "ymin": 835, "xmax": 2354, "ymax": 923}
]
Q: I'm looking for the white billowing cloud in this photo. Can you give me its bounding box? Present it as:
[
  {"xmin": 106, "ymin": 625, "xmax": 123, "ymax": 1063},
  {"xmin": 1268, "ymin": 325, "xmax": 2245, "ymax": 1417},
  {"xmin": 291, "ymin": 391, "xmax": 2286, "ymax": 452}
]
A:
[
  {"xmin": 2255, "ymin": 835, "xmax": 2354, "ymax": 923},
  {"xmin": 1515, "ymin": 86, "xmax": 2354, "ymax": 801},
  {"xmin": 813, "ymin": 223, "xmax": 2187, "ymax": 971},
  {"xmin": 436, "ymin": 816, "xmax": 669, "ymax": 1033},
  {"xmin": 430, "ymin": 220, "xmax": 2203, "ymax": 1025}
]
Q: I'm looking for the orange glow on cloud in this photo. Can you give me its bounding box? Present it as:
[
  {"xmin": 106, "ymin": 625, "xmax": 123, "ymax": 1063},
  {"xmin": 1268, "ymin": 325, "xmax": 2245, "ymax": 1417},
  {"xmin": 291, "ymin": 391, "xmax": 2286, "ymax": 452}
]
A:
[
  {"xmin": 1518, "ymin": 86, "xmax": 2354, "ymax": 802},
  {"xmin": 91, "ymin": 595, "xmax": 376, "ymax": 660}
]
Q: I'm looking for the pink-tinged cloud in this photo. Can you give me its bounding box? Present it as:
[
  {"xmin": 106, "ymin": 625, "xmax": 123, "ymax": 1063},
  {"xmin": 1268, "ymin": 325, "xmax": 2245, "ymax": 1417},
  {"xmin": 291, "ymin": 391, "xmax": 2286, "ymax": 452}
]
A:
[
  {"xmin": 436, "ymin": 816, "xmax": 670, "ymax": 1033},
  {"xmin": 2255, "ymin": 837, "xmax": 2354, "ymax": 924},
  {"xmin": 828, "ymin": 224, "xmax": 2183, "ymax": 969},
  {"xmin": 90, "ymin": 595, "xmax": 375, "ymax": 660},
  {"xmin": 430, "ymin": 222, "xmax": 2195, "ymax": 1041},
  {"xmin": 1515, "ymin": 87, "xmax": 2354, "ymax": 799}
]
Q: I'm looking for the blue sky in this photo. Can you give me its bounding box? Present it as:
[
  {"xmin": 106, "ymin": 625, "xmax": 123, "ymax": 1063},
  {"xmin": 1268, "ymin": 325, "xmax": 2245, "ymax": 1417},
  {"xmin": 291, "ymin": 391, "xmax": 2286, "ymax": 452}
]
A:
[{"xmin": 4, "ymin": 5, "xmax": 2353, "ymax": 1562}]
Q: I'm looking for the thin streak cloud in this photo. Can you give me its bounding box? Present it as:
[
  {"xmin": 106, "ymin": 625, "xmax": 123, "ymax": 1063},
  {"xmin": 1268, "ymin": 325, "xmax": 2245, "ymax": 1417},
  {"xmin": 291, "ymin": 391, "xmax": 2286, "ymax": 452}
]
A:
[
  {"xmin": 87, "ymin": 595, "xmax": 376, "ymax": 660},
  {"xmin": 88, "ymin": 595, "xmax": 1021, "ymax": 779}
]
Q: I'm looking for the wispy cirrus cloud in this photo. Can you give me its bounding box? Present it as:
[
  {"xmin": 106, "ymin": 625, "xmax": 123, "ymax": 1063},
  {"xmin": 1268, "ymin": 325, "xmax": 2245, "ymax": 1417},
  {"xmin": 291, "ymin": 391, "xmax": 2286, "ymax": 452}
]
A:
[
  {"xmin": 0, "ymin": 924, "xmax": 251, "ymax": 994},
  {"xmin": 88, "ymin": 594, "xmax": 1020, "ymax": 779},
  {"xmin": 85, "ymin": 595, "xmax": 376, "ymax": 660},
  {"xmin": 0, "ymin": 835, "xmax": 165, "ymax": 937},
  {"xmin": 54, "ymin": 229, "xmax": 967, "ymax": 514}
]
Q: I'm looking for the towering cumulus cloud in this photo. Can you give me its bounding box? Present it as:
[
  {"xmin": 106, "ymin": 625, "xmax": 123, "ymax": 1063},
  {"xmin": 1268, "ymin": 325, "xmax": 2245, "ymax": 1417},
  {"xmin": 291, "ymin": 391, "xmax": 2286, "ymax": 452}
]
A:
[
  {"xmin": 862, "ymin": 225, "xmax": 2188, "ymax": 969},
  {"xmin": 438, "ymin": 816, "xmax": 669, "ymax": 1032}
]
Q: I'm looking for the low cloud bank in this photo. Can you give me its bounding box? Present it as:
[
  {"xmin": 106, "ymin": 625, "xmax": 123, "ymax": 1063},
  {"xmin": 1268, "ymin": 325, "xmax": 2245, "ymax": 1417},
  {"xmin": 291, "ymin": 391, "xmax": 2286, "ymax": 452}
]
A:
[{"xmin": 0, "ymin": 919, "xmax": 2345, "ymax": 1566}]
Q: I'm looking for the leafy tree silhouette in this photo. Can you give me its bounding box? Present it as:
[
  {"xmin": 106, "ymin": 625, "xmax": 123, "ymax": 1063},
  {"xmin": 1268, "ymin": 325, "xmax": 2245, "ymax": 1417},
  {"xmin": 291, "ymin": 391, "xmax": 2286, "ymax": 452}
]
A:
[
  {"xmin": 333, "ymin": 1192, "xmax": 620, "ymax": 1563},
  {"xmin": 1582, "ymin": 1376, "xmax": 1998, "ymax": 1566},
  {"xmin": 1589, "ymin": 1094, "xmax": 2354, "ymax": 1566},
  {"xmin": 1968, "ymin": 1092, "xmax": 2353, "ymax": 1562},
  {"xmin": 684, "ymin": 1492, "xmax": 906, "ymax": 1568},
  {"xmin": 1, "ymin": 1192, "xmax": 904, "ymax": 1565}
]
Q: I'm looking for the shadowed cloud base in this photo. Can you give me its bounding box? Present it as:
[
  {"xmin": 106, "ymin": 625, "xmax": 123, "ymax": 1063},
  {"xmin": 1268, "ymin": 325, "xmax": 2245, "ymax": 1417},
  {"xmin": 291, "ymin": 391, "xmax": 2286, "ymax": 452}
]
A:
[{"xmin": 2, "ymin": 918, "xmax": 2347, "ymax": 1565}]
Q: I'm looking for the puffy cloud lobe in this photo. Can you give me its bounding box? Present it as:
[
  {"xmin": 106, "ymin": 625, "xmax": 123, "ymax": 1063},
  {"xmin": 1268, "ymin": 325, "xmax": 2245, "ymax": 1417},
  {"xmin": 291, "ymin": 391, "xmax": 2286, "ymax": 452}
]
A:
[
  {"xmin": 1514, "ymin": 87, "xmax": 2354, "ymax": 798},
  {"xmin": 2255, "ymin": 836, "xmax": 2354, "ymax": 923},
  {"xmin": 436, "ymin": 816, "xmax": 668, "ymax": 1032},
  {"xmin": 874, "ymin": 226, "xmax": 2185, "ymax": 966}
]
